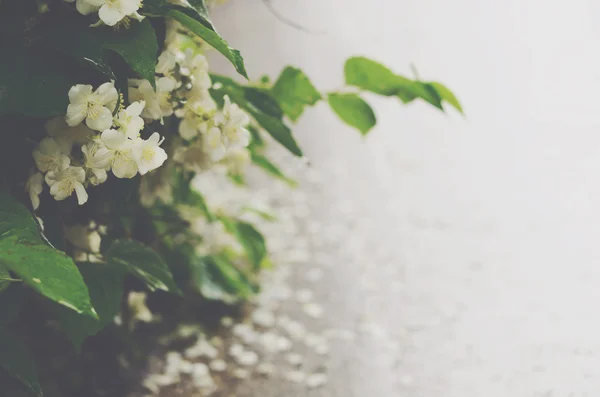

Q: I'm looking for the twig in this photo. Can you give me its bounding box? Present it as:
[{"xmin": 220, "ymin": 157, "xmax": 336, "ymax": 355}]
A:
[{"xmin": 261, "ymin": 0, "xmax": 324, "ymax": 35}]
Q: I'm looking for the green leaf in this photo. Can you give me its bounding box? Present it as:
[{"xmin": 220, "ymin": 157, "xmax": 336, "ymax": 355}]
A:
[
  {"xmin": 430, "ymin": 82, "xmax": 464, "ymax": 114},
  {"xmin": 211, "ymin": 74, "xmax": 303, "ymax": 157},
  {"xmin": 344, "ymin": 56, "xmax": 446, "ymax": 111},
  {"xmin": 272, "ymin": 66, "xmax": 321, "ymax": 121},
  {"xmin": 232, "ymin": 222, "xmax": 267, "ymax": 271},
  {"xmin": 0, "ymin": 328, "xmax": 42, "ymax": 397},
  {"xmin": 0, "ymin": 284, "xmax": 26, "ymax": 326},
  {"xmin": 189, "ymin": 255, "xmax": 236, "ymax": 302},
  {"xmin": 245, "ymin": 87, "xmax": 284, "ymax": 119},
  {"xmin": 0, "ymin": 263, "xmax": 12, "ymax": 293},
  {"xmin": 166, "ymin": 10, "xmax": 248, "ymax": 79},
  {"xmin": 48, "ymin": 19, "xmax": 159, "ymax": 86},
  {"xmin": 345, "ymin": 56, "xmax": 412, "ymax": 96},
  {"xmin": 250, "ymin": 152, "xmax": 297, "ymax": 187},
  {"xmin": 0, "ymin": 46, "xmax": 74, "ymax": 116},
  {"xmin": 0, "ymin": 368, "xmax": 37, "ymax": 397},
  {"xmin": 106, "ymin": 240, "xmax": 179, "ymax": 293},
  {"xmin": 241, "ymin": 207, "xmax": 277, "ymax": 222},
  {"xmin": 54, "ymin": 262, "xmax": 125, "ymax": 351},
  {"xmin": 0, "ymin": 192, "xmax": 95, "ymax": 317},
  {"xmin": 328, "ymin": 93, "xmax": 376, "ymax": 135},
  {"xmin": 193, "ymin": 254, "xmax": 256, "ymax": 299}
]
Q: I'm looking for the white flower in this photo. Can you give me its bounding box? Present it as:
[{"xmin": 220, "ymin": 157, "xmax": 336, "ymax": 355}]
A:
[
  {"xmin": 98, "ymin": 0, "xmax": 143, "ymax": 26},
  {"xmin": 100, "ymin": 129, "xmax": 138, "ymax": 178},
  {"xmin": 82, "ymin": 141, "xmax": 113, "ymax": 170},
  {"xmin": 221, "ymin": 95, "xmax": 250, "ymax": 149},
  {"xmin": 32, "ymin": 137, "xmax": 70, "ymax": 173},
  {"xmin": 203, "ymin": 126, "xmax": 227, "ymax": 161},
  {"xmin": 129, "ymin": 77, "xmax": 177, "ymax": 120},
  {"xmin": 64, "ymin": 0, "xmax": 100, "ymax": 16},
  {"xmin": 66, "ymin": 82, "xmax": 118, "ymax": 131},
  {"xmin": 132, "ymin": 132, "xmax": 168, "ymax": 175},
  {"xmin": 115, "ymin": 101, "xmax": 145, "ymax": 139},
  {"xmin": 178, "ymin": 99, "xmax": 216, "ymax": 140},
  {"xmin": 45, "ymin": 166, "xmax": 88, "ymax": 205},
  {"xmin": 70, "ymin": 0, "xmax": 143, "ymax": 26},
  {"xmin": 45, "ymin": 117, "xmax": 93, "ymax": 155},
  {"xmin": 65, "ymin": 224, "xmax": 102, "ymax": 253},
  {"xmin": 82, "ymin": 142, "xmax": 112, "ymax": 185},
  {"xmin": 156, "ymin": 49, "xmax": 178, "ymax": 74},
  {"xmin": 25, "ymin": 172, "xmax": 44, "ymax": 210},
  {"xmin": 220, "ymin": 147, "xmax": 250, "ymax": 175}
]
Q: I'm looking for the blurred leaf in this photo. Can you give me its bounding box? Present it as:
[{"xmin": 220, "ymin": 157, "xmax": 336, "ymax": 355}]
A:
[
  {"xmin": 0, "ymin": 328, "xmax": 42, "ymax": 397},
  {"xmin": 0, "ymin": 191, "xmax": 95, "ymax": 317},
  {"xmin": 106, "ymin": 239, "xmax": 179, "ymax": 293},
  {"xmin": 54, "ymin": 262, "xmax": 125, "ymax": 352},
  {"xmin": 0, "ymin": 368, "xmax": 37, "ymax": 397},
  {"xmin": 245, "ymin": 87, "xmax": 284, "ymax": 119},
  {"xmin": 211, "ymin": 74, "xmax": 303, "ymax": 156},
  {"xmin": 344, "ymin": 56, "xmax": 446, "ymax": 111},
  {"xmin": 430, "ymin": 82, "xmax": 463, "ymax": 114},
  {"xmin": 232, "ymin": 222, "xmax": 267, "ymax": 271},
  {"xmin": 328, "ymin": 93, "xmax": 376, "ymax": 135},
  {"xmin": 250, "ymin": 152, "xmax": 297, "ymax": 187},
  {"xmin": 241, "ymin": 206, "xmax": 277, "ymax": 222},
  {"xmin": 272, "ymin": 66, "xmax": 321, "ymax": 121}
]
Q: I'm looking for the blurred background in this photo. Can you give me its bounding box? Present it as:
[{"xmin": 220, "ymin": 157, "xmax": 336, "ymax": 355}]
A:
[{"xmin": 207, "ymin": 1, "xmax": 600, "ymax": 396}]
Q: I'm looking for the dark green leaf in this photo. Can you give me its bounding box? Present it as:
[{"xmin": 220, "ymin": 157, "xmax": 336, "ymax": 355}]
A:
[
  {"xmin": 106, "ymin": 239, "xmax": 179, "ymax": 293},
  {"xmin": 0, "ymin": 192, "xmax": 95, "ymax": 317},
  {"xmin": 211, "ymin": 74, "xmax": 303, "ymax": 156},
  {"xmin": 328, "ymin": 93, "xmax": 376, "ymax": 135},
  {"xmin": 48, "ymin": 19, "xmax": 159, "ymax": 86},
  {"xmin": 430, "ymin": 82, "xmax": 464, "ymax": 114},
  {"xmin": 189, "ymin": 255, "xmax": 236, "ymax": 302},
  {"xmin": 0, "ymin": 284, "xmax": 26, "ymax": 326},
  {"xmin": 54, "ymin": 262, "xmax": 125, "ymax": 351},
  {"xmin": 272, "ymin": 66, "xmax": 321, "ymax": 121},
  {"xmin": 0, "ymin": 368, "xmax": 37, "ymax": 397},
  {"xmin": 250, "ymin": 152, "xmax": 297, "ymax": 187},
  {"xmin": 0, "ymin": 46, "xmax": 74, "ymax": 116},
  {"xmin": 232, "ymin": 222, "xmax": 267, "ymax": 271},
  {"xmin": 193, "ymin": 254, "xmax": 256, "ymax": 299},
  {"xmin": 0, "ymin": 328, "xmax": 42, "ymax": 397},
  {"xmin": 166, "ymin": 10, "xmax": 248, "ymax": 79},
  {"xmin": 0, "ymin": 263, "xmax": 12, "ymax": 293},
  {"xmin": 248, "ymin": 125, "xmax": 265, "ymax": 148},
  {"xmin": 245, "ymin": 87, "xmax": 284, "ymax": 119}
]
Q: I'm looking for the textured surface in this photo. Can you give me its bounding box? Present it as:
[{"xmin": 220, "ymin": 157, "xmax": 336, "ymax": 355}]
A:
[{"xmin": 208, "ymin": 1, "xmax": 600, "ymax": 396}]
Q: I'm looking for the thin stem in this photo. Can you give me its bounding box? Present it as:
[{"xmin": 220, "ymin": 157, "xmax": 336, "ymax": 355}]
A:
[{"xmin": 0, "ymin": 277, "xmax": 22, "ymax": 283}]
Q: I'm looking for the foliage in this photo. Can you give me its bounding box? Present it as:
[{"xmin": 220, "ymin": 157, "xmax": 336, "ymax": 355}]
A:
[{"xmin": 0, "ymin": 0, "xmax": 461, "ymax": 395}]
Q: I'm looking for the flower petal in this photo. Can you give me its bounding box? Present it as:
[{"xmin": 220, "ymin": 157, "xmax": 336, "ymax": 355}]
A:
[
  {"xmin": 86, "ymin": 106, "xmax": 114, "ymax": 131},
  {"xmin": 95, "ymin": 82, "xmax": 118, "ymax": 109},
  {"xmin": 101, "ymin": 129, "xmax": 127, "ymax": 149},
  {"xmin": 98, "ymin": 4, "xmax": 125, "ymax": 26},
  {"xmin": 66, "ymin": 104, "xmax": 87, "ymax": 127},
  {"xmin": 74, "ymin": 182, "xmax": 88, "ymax": 205}
]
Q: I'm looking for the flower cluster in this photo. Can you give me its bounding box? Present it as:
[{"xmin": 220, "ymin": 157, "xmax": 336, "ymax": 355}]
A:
[
  {"xmin": 66, "ymin": 0, "xmax": 144, "ymax": 27},
  {"xmin": 27, "ymin": 81, "xmax": 167, "ymax": 209},
  {"xmin": 129, "ymin": 22, "xmax": 252, "ymax": 174}
]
